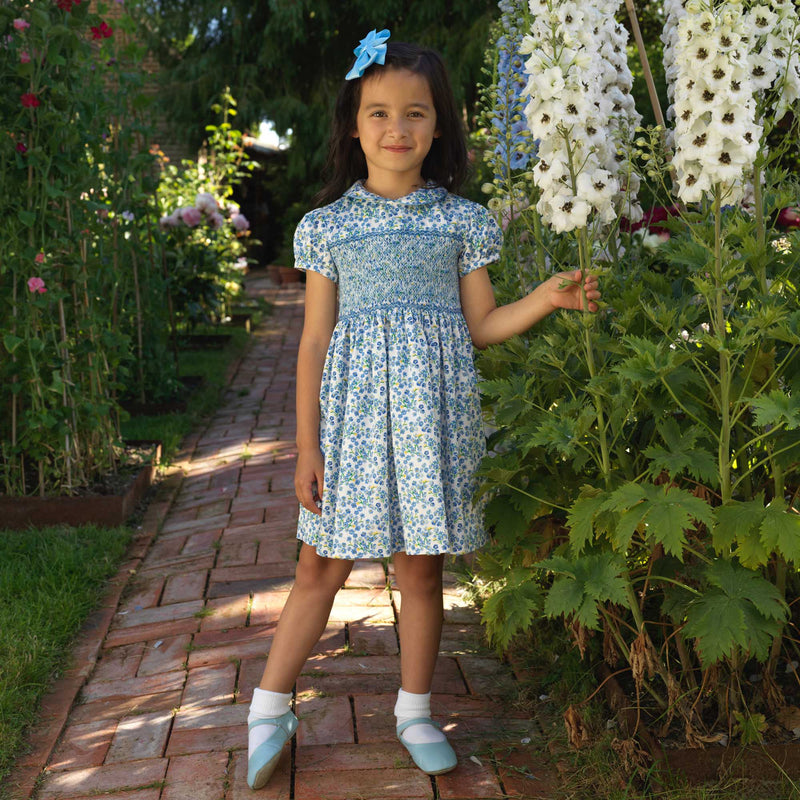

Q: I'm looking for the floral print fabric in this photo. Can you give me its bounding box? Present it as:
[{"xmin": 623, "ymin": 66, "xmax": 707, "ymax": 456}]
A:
[{"xmin": 294, "ymin": 181, "xmax": 503, "ymax": 559}]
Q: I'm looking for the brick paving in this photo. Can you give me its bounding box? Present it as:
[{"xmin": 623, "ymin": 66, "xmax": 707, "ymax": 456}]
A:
[{"xmin": 12, "ymin": 273, "xmax": 558, "ymax": 800}]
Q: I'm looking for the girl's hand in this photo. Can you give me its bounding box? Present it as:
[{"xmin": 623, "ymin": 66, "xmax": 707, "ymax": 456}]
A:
[
  {"xmin": 295, "ymin": 446, "xmax": 325, "ymax": 515},
  {"xmin": 546, "ymin": 269, "xmax": 601, "ymax": 313}
]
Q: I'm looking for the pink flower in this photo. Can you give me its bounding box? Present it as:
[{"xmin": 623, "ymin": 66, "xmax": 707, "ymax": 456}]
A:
[
  {"xmin": 20, "ymin": 50, "xmax": 30, "ymax": 63},
  {"xmin": 13, "ymin": 19, "xmax": 30, "ymax": 31},
  {"xmin": 209, "ymin": 212, "xmax": 225, "ymax": 230},
  {"xmin": 231, "ymin": 213, "xmax": 250, "ymax": 231},
  {"xmin": 195, "ymin": 192, "xmax": 218, "ymax": 215},
  {"xmin": 178, "ymin": 206, "xmax": 203, "ymax": 227},
  {"xmin": 16, "ymin": 142, "xmax": 27, "ymax": 154},
  {"xmin": 20, "ymin": 93, "xmax": 39, "ymax": 108},
  {"xmin": 777, "ymin": 207, "xmax": 800, "ymax": 229},
  {"xmin": 91, "ymin": 21, "xmax": 113, "ymax": 39},
  {"xmin": 35, "ymin": 252, "xmax": 45, "ymax": 264},
  {"xmin": 159, "ymin": 213, "xmax": 179, "ymax": 229},
  {"xmin": 27, "ymin": 277, "xmax": 46, "ymax": 294}
]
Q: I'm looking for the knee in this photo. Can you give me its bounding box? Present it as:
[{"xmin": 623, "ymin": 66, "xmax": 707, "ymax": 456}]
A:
[
  {"xmin": 395, "ymin": 559, "xmax": 443, "ymax": 599},
  {"xmin": 294, "ymin": 550, "xmax": 351, "ymax": 598}
]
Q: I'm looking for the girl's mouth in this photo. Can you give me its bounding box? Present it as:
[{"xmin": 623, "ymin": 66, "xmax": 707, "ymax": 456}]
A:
[{"xmin": 384, "ymin": 146, "xmax": 412, "ymax": 152}]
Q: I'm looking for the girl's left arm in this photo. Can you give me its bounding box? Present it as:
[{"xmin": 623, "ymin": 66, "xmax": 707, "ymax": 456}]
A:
[{"xmin": 460, "ymin": 266, "xmax": 601, "ymax": 350}]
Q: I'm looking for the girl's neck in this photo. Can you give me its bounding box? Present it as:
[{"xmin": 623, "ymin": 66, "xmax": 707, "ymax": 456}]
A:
[{"xmin": 363, "ymin": 174, "xmax": 426, "ymax": 200}]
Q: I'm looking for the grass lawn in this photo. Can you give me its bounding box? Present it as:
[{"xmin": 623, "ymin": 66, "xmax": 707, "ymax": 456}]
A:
[{"xmin": 0, "ymin": 524, "xmax": 133, "ymax": 790}]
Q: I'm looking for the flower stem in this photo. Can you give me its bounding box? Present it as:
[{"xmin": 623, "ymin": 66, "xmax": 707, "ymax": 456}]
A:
[
  {"xmin": 578, "ymin": 229, "xmax": 611, "ymax": 486},
  {"xmin": 713, "ymin": 189, "xmax": 732, "ymax": 505},
  {"xmin": 752, "ymin": 163, "xmax": 767, "ymax": 294}
]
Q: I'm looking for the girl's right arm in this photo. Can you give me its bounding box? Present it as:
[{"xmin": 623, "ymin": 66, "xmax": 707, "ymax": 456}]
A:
[{"xmin": 295, "ymin": 271, "xmax": 338, "ymax": 515}]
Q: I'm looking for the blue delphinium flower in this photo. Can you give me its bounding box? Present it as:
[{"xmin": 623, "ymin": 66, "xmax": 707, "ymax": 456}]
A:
[{"xmin": 490, "ymin": 0, "xmax": 536, "ymax": 182}]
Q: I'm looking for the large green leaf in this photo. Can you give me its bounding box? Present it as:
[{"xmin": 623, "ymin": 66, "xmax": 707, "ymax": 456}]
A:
[
  {"xmin": 481, "ymin": 580, "xmax": 542, "ymax": 651},
  {"xmin": 644, "ymin": 418, "xmax": 717, "ymax": 484},
  {"xmin": 540, "ymin": 552, "xmax": 629, "ymax": 629},
  {"xmin": 759, "ymin": 498, "xmax": 800, "ymax": 564},
  {"xmin": 566, "ymin": 486, "xmax": 607, "ymax": 553},
  {"xmin": 750, "ymin": 390, "xmax": 800, "ymax": 430},
  {"xmin": 683, "ymin": 560, "xmax": 788, "ymax": 665},
  {"xmin": 601, "ymin": 482, "xmax": 713, "ymax": 558},
  {"xmin": 712, "ymin": 497, "xmax": 765, "ymax": 553}
]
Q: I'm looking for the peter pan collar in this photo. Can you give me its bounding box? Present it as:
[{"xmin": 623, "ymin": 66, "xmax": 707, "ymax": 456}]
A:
[{"xmin": 345, "ymin": 180, "xmax": 448, "ymax": 206}]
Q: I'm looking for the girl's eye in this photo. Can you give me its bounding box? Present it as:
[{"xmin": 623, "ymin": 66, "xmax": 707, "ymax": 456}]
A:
[{"xmin": 371, "ymin": 111, "xmax": 387, "ymax": 117}]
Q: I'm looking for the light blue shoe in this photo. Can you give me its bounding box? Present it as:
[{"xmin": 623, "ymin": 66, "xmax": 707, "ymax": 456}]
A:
[
  {"xmin": 247, "ymin": 709, "xmax": 298, "ymax": 790},
  {"xmin": 397, "ymin": 717, "xmax": 458, "ymax": 775}
]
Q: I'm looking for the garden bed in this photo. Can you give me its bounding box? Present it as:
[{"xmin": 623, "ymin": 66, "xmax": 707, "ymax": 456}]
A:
[
  {"xmin": 120, "ymin": 375, "xmax": 205, "ymax": 416},
  {"xmin": 0, "ymin": 441, "xmax": 161, "ymax": 530}
]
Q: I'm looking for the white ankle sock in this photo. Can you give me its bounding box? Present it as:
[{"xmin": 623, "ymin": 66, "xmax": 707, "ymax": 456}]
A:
[
  {"xmin": 248, "ymin": 688, "xmax": 292, "ymax": 754},
  {"xmin": 394, "ymin": 688, "xmax": 446, "ymax": 745}
]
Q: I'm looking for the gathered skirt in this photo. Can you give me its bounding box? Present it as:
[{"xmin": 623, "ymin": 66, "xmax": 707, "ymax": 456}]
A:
[{"xmin": 296, "ymin": 305, "xmax": 487, "ymax": 559}]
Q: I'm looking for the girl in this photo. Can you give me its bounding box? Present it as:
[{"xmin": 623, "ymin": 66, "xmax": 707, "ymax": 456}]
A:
[{"xmin": 246, "ymin": 29, "xmax": 600, "ymax": 790}]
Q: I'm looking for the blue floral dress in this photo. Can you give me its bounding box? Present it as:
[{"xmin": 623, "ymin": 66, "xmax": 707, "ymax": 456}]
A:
[{"xmin": 293, "ymin": 180, "xmax": 503, "ymax": 559}]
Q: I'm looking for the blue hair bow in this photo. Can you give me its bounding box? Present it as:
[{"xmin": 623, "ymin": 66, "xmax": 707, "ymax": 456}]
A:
[{"xmin": 345, "ymin": 28, "xmax": 391, "ymax": 80}]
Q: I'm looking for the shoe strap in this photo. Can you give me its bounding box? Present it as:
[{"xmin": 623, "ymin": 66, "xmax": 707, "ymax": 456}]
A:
[
  {"xmin": 396, "ymin": 716, "xmax": 441, "ymax": 735},
  {"xmin": 248, "ymin": 710, "xmax": 298, "ymax": 734}
]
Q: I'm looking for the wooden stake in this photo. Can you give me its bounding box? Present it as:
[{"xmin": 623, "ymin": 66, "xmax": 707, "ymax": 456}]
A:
[{"xmin": 624, "ymin": 0, "xmax": 666, "ymax": 130}]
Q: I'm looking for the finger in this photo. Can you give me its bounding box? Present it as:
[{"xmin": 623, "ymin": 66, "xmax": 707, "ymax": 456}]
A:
[{"xmin": 295, "ymin": 479, "xmax": 322, "ymax": 516}]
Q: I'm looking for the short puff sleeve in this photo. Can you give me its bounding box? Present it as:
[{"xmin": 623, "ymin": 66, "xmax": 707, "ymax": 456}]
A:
[
  {"xmin": 293, "ymin": 212, "xmax": 338, "ymax": 283},
  {"xmin": 458, "ymin": 203, "xmax": 504, "ymax": 277}
]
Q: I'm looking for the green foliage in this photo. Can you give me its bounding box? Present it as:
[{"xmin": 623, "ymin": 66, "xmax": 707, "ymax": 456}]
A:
[
  {"xmin": 681, "ymin": 560, "xmax": 787, "ymax": 665},
  {"xmin": 131, "ymin": 0, "xmax": 499, "ymax": 196},
  {"xmin": 0, "ymin": 5, "xmax": 256, "ymax": 495},
  {"xmin": 471, "ymin": 3, "xmax": 800, "ymax": 737},
  {"xmin": 154, "ymin": 90, "xmax": 257, "ymax": 329},
  {"xmin": 539, "ymin": 551, "xmax": 629, "ymax": 629},
  {"xmin": 0, "ymin": 0, "xmax": 164, "ymax": 494}
]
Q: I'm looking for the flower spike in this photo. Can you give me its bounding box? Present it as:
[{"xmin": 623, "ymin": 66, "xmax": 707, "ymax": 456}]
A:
[{"xmin": 345, "ymin": 28, "xmax": 390, "ymax": 80}]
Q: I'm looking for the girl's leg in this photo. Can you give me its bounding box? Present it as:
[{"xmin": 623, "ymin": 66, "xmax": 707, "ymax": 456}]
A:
[
  {"xmin": 247, "ymin": 544, "xmax": 353, "ymax": 789},
  {"xmin": 392, "ymin": 552, "xmax": 445, "ymax": 693},
  {"xmin": 392, "ymin": 552, "xmax": 456, "ymax": 773},
  {"xmin": 259, "ymin": 542, "xmax": 354, "ymax": 691}
]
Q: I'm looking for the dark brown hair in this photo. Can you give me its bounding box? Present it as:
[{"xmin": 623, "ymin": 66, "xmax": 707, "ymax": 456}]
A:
[{"xmin": 313, "ymin": 41, "xmax": 468, "ymax": 208}]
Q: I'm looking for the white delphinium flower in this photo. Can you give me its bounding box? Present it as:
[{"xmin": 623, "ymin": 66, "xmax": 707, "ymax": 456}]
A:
[
  {"xmin": 521, "ymin": 0, "xmax": 641, "ymax": 232},
  {"xmin": 671, "ymin": 1, "xmax": 762, "ymax": 204},
  {"xmin": 747, "ymin": 0, "xmax": 800, "ymax": 120}
]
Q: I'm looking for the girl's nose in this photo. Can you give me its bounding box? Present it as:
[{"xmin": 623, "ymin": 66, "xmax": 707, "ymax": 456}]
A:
[{"xmin": 387, "ymin": 118, "xmax": 408, "ymax": 139}]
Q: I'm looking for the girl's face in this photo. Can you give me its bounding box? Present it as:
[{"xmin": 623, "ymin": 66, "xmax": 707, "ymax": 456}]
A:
[{"xmin": 353, "ymin": 68, "xmax": 439, "ymax": 192}]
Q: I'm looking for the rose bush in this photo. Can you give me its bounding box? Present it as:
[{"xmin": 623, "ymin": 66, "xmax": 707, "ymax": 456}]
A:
[{"xmin": 0, "ymin": 3, "xmax": 254, "ymax": 494}]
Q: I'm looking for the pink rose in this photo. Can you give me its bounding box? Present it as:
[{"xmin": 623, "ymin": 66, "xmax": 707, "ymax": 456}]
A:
[
  {"xmin": 209, "ymin": 212, "xmax": 225, "ymax": 229},
  {"xmin": 27, "ymin": 276, "xmax": 46, "ymax": 294},
  {"xmin": 178, "ymin": 206, "xmax": 203, "ymax": 227},
  {"xmin": 13, "ymin": 19, "xmax": 30, "ymax": 31},
  {"xmin": 195, "ymin": 192, "xmax": 218, "ymax": 215},
  {"xmin": 20, "ymin": 50, "xmax": 30, "ymax": 63},
  {"xmin": 231, "ymin": 213, "xmax": 250, "ymax": 231},
  {"xmin": 159, "ymin": 213, "xmax": 179, "ymax": 229},
  {"xmin": 35, "ymin": 252, "xmax": 45, "ymax": 264}
]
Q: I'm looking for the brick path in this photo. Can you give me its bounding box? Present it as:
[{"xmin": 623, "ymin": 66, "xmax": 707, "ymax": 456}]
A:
[{"xmin": 15, "ymin": 274, "xmax": 556, "ymax": 800}]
